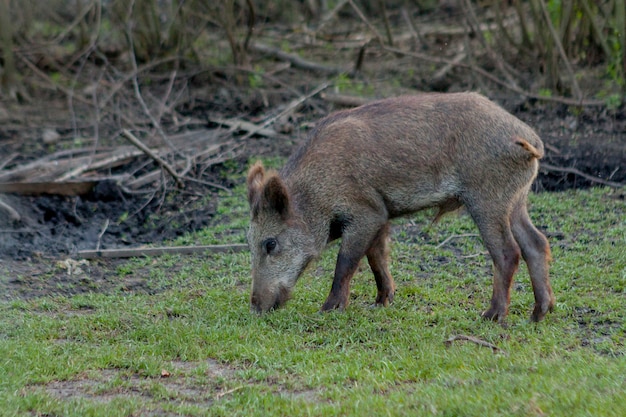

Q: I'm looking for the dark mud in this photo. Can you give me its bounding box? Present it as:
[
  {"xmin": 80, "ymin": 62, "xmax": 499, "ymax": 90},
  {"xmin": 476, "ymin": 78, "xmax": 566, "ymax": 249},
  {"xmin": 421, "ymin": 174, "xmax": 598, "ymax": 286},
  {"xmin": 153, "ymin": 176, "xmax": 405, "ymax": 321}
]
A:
[
  {"xmin": 519, "ymin": 102, "xmax": 625, "ymax": 191},
  {"xmin": 0, "ymin": 179, "xmax": 219, "ymax": 260}
]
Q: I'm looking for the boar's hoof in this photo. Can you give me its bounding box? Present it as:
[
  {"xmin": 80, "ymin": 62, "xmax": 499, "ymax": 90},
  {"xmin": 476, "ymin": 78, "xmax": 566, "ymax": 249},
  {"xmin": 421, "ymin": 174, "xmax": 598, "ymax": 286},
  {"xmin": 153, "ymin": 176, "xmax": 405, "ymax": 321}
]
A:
[
  {"xmin": 321, "ymin": 294, "xmax": 349, "ymax": 312},
  {"xmin": 481, "ymin": 306, "xmax": 507, "ymax": 325},
  {"xmin": 375, "ymin": 290, "xmax": 394, "ymax": 307},
  {"xmin": 530, "ymin": 300, "xmax": 555, "ymax": 322}
]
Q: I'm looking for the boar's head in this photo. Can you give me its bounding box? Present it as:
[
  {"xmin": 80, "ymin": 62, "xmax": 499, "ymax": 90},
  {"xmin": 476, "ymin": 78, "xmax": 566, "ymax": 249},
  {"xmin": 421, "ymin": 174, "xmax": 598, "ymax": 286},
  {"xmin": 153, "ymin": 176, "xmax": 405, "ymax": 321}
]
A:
[{"xmin": 246, "ymin": 161, "xmax": 315, "ymax": 313}]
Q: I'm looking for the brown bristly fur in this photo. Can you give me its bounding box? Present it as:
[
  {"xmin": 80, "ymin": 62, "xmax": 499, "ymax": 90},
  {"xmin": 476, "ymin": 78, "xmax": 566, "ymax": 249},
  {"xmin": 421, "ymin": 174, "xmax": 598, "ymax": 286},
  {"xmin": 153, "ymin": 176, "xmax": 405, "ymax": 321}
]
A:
[{"xmin": 247, "ymin": 92, "xmax": 555, "ymax": 324}]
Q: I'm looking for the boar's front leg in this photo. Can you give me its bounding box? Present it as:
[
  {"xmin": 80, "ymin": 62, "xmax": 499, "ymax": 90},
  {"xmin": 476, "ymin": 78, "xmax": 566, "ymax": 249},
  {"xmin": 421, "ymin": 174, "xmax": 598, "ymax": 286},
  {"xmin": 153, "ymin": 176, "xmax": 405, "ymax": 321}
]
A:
[
  {"xmin": 366, "ymin": 222, "xmax": 396, "ymax": 307},
  {"xmin": 321, "ymin": 215, "xmax": 388, "ymax": 311}
]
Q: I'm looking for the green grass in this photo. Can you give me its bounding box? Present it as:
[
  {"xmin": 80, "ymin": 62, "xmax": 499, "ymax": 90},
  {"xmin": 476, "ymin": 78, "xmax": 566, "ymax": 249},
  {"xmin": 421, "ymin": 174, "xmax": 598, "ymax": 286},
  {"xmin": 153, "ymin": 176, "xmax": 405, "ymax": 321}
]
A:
[{"xmin": 0, "ymin": 181, "xmax": 624, "ymax": 416}]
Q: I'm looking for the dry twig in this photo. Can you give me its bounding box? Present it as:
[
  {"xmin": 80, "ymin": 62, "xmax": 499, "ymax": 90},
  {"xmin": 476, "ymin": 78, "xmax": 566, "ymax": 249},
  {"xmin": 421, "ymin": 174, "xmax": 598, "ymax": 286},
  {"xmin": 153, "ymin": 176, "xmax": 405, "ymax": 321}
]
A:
[
  {"xmin": 57, "ymin": 149, "xmax": 144, "ymax": 181},
  {"xmin": 444, "ymin": 334, "xmax": 504, "ymax": 354},
  {"xmin": 77, "ymin": 244, "xmax": 249, "ymax": 259},
  {"xmin": 0, "ymin": 153, "xmax": 18, "ymax": 171},
  {"xmin": 0, "ymin": 197, "xmax": 20, "ymax": 222},
  {"xmin": 215, "ymin": 386, "xmax": 244, "ymax": 400},
  {"xmin": 430, "ymin": 47, "xmax": 467, "ymax": 87},
  {"xmin": 96, "ymin": 219, "xmax": 109, "ymax": 251},
  {"xmin": 541, "ymin": 163, "xmax": 624, "ymax": 188},
  {"xmin": 121, "ymin": 130, "xmax": 185, "ymax": 188},
  {"xmin": 240, "ymin": 81, "xmax": 330, "ymax": 141},
  {"xmin": 250, "ymin": 43, "xmax": 344, "ymax": 75},
  {"xmin": 211, "ymin": 117, "xmax": 276, "ymax": 138},
  {"xmin": 182, "ymin": 176, "xmax": 231, "ymax": 193},
  {"xmin": 436, "ymin": 233, "xmax": 480, "ymax": 249}
]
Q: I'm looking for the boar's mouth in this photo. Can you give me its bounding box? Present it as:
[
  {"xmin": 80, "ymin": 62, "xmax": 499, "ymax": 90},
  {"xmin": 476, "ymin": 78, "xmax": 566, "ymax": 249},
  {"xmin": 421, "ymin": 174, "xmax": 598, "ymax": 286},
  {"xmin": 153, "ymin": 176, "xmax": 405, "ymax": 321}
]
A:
[{"xmin": 251, "ymin": 284, "xmax": 293, "ymax": 314}]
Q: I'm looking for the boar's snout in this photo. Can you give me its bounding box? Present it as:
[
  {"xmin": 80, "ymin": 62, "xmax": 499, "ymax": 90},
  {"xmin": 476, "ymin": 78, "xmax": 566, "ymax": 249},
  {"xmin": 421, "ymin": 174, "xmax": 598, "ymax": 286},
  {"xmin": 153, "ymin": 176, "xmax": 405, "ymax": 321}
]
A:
[{"xmin": 250, "ymin": 284, "xmax": 292, "ymax": 314}]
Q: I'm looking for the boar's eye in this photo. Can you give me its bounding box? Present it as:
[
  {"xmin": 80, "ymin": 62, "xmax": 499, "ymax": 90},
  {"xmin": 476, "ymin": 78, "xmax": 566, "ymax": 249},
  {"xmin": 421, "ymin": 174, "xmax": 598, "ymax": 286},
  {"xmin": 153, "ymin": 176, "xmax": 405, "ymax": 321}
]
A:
[{"xmin": 262, "ymin": 238, "xmax": 278, "ymax": 255}]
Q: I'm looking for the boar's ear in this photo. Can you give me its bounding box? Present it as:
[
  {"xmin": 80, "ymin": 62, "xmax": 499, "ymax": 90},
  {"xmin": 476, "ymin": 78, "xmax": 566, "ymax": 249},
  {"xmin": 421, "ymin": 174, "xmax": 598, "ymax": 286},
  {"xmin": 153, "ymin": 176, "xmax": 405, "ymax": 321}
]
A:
[
  {"xmin": 263, "ymin": 175, "xmax": 291, "ymax": 220},
  {"xmin": 247, "ymin": 161, "xmax": 265, "ymax": 205}
]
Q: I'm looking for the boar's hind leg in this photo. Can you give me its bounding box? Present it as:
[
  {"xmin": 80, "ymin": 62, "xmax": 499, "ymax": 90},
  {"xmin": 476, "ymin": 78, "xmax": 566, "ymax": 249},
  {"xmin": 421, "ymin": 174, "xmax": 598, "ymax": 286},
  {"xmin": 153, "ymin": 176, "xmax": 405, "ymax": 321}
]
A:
[
  {"xmin": 366, "ymin": 223, "xmax": 396, "ymax": 307},
  {"xmin": 321, "ymin": 217, "xmax": 387, "ymax": 312},
  {"xmin": 468, "ymin": 204, "xmax": 521, "ymax": 324},
  {"xmin": 511, "ymin": 196, "xmax": 555, "ymax": 322}
]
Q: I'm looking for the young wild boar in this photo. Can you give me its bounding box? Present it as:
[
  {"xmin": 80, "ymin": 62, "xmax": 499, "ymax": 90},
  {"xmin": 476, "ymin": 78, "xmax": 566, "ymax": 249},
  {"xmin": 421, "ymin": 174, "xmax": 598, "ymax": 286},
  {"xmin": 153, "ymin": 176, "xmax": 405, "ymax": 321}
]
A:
[{"xmin": 246, "ymin": 92, "xmax": 555, "ymax": 323}]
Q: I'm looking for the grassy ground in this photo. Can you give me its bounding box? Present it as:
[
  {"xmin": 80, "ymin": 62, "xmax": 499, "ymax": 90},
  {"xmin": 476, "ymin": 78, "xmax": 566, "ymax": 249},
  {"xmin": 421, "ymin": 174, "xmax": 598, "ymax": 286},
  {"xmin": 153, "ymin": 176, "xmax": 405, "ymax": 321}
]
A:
[{"xmin": 0, "ymin": 172, "xmax": 624, "ymax": 416}]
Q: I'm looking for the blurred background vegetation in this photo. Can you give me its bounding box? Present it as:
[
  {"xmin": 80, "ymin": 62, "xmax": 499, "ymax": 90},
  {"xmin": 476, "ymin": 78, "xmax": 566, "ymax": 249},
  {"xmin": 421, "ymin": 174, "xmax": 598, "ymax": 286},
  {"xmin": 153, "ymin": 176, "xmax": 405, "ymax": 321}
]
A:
[{"xmin": 0, "ymin": 0, "xmax": 624, "ymax": 104}]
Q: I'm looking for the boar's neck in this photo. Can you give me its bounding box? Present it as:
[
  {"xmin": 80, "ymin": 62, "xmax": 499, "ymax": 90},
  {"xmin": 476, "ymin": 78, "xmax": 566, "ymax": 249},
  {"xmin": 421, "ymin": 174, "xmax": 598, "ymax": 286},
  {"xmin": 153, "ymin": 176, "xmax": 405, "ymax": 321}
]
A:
[{"xmin": 283, "ymin": 178, "xmax": 330, "ymax": 256}]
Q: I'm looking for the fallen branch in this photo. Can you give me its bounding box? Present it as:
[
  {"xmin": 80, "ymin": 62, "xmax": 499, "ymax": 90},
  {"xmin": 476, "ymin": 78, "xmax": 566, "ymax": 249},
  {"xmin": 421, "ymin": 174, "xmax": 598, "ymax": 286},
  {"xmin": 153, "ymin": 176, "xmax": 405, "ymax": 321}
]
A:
[
  {"xmin": 0, "ymin": 153, "xmax": 18, "ymax": 171},
  {"xmin": 126, "ymin": 161, "xmax": 186, "ymax": 190},
  {"xmin": 541, "ymin": 163, "xmax": 624, "ymax": 188},
  {"xmin": 121, "ymin": 130, "xmax": 185, "ymax": 188},
  {"xmin": 76, "ymin": 244, "xmax": 249, "ymax": 259},
  {"xmin": 250, "ymin": 43, "xmax": 345, "ymax": 75},
  {"xmin": 210, "ymin": 117, "xmax": 276, "ymax": 137},
  {"xmin": 0, "ymin": 147, "xmax": 97, "ymax": 182},
  {"xmin": 430, "ymin": 49, "xmax": 467, "ymax": 87},
  {"xmin": 183, "ymin": 176, "xmax": 232, "ymax": 193},
  {"xmin": 444, "ymin": 334, "xmax": 504, "ymax": 354},
  {"xmin": 436, "ymin": 233, "xmax": 480, "ymax": 249},
  {"xmin": 96, "ymin": 219, "xmax": 109, "ymax": 251},
  {"xmin": 57, "ymin": 148, "xmax": 144, "ymax": 181},
  {"xmin": 240, "ymin": 81, "xmax": 330, "ymax": 141},
  {"xmin": 461, "ymin": 252, "xmax": 488, "ymax": 259},
  {"xmin": 0, "ymin": 197, "xmax": 20, "ymax": 221},
  {"xmin": 215, "ymin": 386, "xmax": 244, "ymax": 400}
]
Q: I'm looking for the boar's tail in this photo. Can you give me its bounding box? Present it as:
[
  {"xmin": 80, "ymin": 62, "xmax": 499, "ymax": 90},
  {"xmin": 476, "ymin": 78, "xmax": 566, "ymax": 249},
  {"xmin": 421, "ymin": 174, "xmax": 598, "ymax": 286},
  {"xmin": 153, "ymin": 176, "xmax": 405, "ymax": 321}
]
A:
[{"xmin": 514, "ymin": 136, "xmax": 543, "ymax": 159}]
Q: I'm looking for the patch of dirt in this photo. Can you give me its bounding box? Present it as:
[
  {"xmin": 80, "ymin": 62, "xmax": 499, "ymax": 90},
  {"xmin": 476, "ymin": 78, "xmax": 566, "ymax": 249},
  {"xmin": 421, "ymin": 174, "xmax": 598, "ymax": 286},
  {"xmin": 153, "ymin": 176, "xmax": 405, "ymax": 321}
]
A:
[
  {"xmin": 40, "ymin": 361, "xmax": 231, "ymax": 412},
  {"xmin": 0, "ymin": 256, "xmax": 165, "ymax": 301},
  {"xmin": 36, "ymin": 359, "xmax": 321, "ymax": 413},
  {"xmin": 0, "ymin": 180, "xmax": 219, "ymax": 260},
  {"xmin": 518, "ymin": 103, "xmax": 626, "ymax": 191}
]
